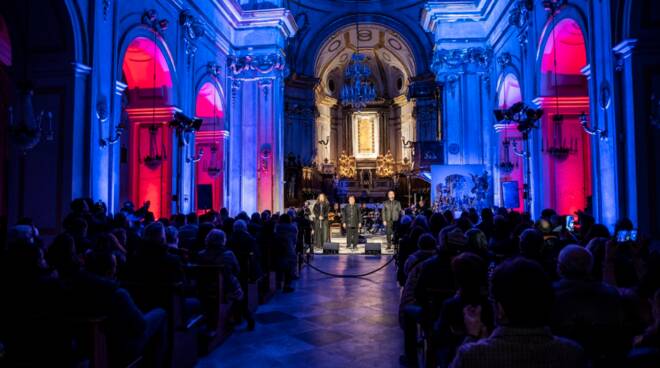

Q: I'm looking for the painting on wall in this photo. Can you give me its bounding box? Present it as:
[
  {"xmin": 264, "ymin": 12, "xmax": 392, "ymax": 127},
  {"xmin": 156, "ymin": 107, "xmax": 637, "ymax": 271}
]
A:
[
  {"xmin": 430, "ymin": 164, "xmax": 491, "ymax": 211},
  {"xmin": 352, "ymin": 112, "xmax": 379, "ymax": 159}
]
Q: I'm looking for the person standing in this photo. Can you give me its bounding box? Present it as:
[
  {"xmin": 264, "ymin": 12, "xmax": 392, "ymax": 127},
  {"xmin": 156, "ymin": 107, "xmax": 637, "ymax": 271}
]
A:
[
  {"xmin": 313, "ymin": 193, "xmax": 330, "ymax": 249},
  {"xmin": 382, "ymin": 190, "xmax": 402, "ymax": 249},
  {"xmin": 342, "ymin": 196, "xmax": 362, "ymax": 250}
]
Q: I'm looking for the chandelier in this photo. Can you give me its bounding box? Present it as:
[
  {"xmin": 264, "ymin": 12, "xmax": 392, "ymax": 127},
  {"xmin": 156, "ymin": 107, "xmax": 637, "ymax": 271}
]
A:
[
  {"xmin": 340, "ymin": 4, "xmax": 376, "ymax": 110},
  {"xmin": 498, "ymin": 138, "xmax": 519, "ymax": 174},
  {"xmin": 341, "ymin": 54, "xmax": 376, "ymax": 110}
]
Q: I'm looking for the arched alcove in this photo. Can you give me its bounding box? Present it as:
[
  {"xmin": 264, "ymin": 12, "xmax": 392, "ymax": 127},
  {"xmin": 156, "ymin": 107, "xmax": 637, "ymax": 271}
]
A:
[
  {"xmin": 120, "ymin": 35, "xmax": 175, "ymax": 219},
  {"xmin": 496, "ymin": 73, "xmax": 524, "ymax": 212},
  {"xmin": 538, "ymin": 17, "xmax": 592, "ymax": 216},
  {"xmin": 194, "ymin": 81, "xmax": 225, "ymax": 212}
]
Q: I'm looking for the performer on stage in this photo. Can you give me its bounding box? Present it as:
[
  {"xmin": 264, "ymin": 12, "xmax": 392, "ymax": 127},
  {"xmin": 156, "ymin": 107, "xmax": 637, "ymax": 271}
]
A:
[
  {"xmin": 382, "ymin": 190, "xmax": 402, "ymax": 249},
  {"xmin": 342, "ymin": 195, "xmax": 362, "ymax": 250},
  {"xmin": 312, "ymin": 193, "xmax": 330, "ymax": 249}
]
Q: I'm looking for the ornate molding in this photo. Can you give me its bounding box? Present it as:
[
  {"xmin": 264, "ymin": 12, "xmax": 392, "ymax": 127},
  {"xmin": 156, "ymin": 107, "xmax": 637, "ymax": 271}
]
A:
[
  {"xmin": 509, "ymin": 0, "xmax": 533, "ymax": 28},
  {"xmin": 207, "ymin": 62, "xmax": 222, "ymax": 78},
  {"xmin": 102, "ymin": 0, "xmax": 111, "ymax": 21},
  {"xmin": 228, "ymin": 53, "xmax": 288, "ymax": 79},
  {"xmin": 141, "ymin": 9, "xmax": 168, "ymax": 35},
  {"xmin": 497, "ymin": 52, "xmax": 513, "ymax": 68},
  {"xmin": 179, "ymin": 10, "xmax": 206, "ymax": 65},
  {"xmin": 431, "ymin": 47, "xmax": 493, "ymax": 75}
]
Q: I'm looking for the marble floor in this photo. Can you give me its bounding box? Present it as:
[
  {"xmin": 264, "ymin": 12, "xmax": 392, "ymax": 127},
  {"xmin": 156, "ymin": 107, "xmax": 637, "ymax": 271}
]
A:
[{"xmin": 196, "ymin": 255, "xmax": 404, "ymax": 368}]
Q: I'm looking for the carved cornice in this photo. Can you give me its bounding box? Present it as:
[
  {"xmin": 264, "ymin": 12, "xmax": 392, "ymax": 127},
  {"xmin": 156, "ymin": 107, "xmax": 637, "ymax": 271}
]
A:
[
  {"xmin": 227, "ymin": 53, "xmax": 288, "ymax": 79},
  {"xmin": 431, "ymin": 46, "xmax": 493, "ymax": 75}
]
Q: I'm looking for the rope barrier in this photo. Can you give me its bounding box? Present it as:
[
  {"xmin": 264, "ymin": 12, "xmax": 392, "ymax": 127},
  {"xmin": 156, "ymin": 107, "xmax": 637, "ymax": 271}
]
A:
[{"xmin": 301, "ymin": 252, "xmax": 396, "ymax": 278}]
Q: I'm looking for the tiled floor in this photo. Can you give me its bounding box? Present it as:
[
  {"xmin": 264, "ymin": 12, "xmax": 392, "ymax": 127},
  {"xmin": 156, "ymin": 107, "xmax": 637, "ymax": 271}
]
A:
[{"xmin": 196, "ymin": 255, "xmax": 404, "ymax": 368}]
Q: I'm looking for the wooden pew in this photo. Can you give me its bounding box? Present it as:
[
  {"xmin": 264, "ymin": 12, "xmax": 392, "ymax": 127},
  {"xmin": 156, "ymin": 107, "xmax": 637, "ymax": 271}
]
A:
[
  {"xmin": 121, "ymin": 281, "xmax": 202, "ymax": 368},
  {"xmin": 420, "ymin": 288, "xmax": 456, "ymax": 368},
  {"xmin": 258, "ymin": 270, "xmax": 278, "ymax": 304},
  {"xmin": 67, "ymin": 316, "xmax": 142, "ymax": 368},
  {"xmin": 185, "ymin": 264, "xmax": 235, "ymax": 355}
]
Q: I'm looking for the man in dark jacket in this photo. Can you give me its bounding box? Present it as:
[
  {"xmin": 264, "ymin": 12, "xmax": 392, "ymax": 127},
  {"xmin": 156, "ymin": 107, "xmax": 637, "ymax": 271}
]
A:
[
  {"xmin": 382, "ymin": 190, "xmax": 402, "ymax": 249},
  {"xmin": 342, "ymin": 196, "xmax": 362, "ymax": 249},
  {"xmin": 227, "ymin": 220, "xmax": 261, "ymax": 329}
]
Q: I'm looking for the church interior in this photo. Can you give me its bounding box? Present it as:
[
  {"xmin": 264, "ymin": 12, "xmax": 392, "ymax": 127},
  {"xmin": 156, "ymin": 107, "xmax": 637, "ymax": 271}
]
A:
[{"xmin": 1, "ymin": 0, "xmax": 660, "ymax": 367}]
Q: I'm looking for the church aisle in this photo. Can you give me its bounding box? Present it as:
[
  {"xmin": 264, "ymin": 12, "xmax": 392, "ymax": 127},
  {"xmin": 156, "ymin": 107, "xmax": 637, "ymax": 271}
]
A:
[{"xmin": 197, "ymin": 255, "xmax": 403, "ymax": 368}]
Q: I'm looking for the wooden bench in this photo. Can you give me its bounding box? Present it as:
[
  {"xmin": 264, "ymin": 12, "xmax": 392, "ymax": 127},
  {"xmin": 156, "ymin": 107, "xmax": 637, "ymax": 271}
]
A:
[
  {"xmin": 185, "ymin": 264, "xmax": 235, "ymax": 355},
  {"xmin": 121, "ymin": 281, "xmax": 202, "ymax": 368}
]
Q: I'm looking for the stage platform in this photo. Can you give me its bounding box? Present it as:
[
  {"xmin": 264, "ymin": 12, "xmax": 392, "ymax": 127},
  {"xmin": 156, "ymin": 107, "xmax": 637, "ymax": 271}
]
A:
[{"xmin": 311, "ymin": 234, "xmax": 395, "ymax": 255}]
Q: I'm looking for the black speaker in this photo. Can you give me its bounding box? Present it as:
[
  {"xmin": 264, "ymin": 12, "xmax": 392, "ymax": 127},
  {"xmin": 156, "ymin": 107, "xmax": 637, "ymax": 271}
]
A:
[
  {"xmin": 323, "ymin": 242, "xmax": 339, "ymax": 254},
  {"xmin": 197, "ymin": 184, "xmax": 213, "ymax": 210},
  {"xmin": 365, "ymin": 242, "xmax": 381, "ymax": 255}
]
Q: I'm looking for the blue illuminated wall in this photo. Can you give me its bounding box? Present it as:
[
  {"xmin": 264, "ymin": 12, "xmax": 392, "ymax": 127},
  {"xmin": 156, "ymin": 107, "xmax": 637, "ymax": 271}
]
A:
[{"xmin": 1, "ymin": 0, "xmax": 658, "ymax": 239}]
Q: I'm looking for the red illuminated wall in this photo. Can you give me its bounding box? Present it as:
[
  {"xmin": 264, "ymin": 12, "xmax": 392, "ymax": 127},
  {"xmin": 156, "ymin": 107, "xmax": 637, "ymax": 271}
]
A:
[
  {"xmin": 497, "ymin": 74, "xmax": 524, "ymax": 212},
  {"xmin": 539, "ymin": 18, "xmax": 592, "ymax": 216},
  {"xmin": 122, "ymin": 37, "xmax": 174, "ymax": 219},
  {"xmin": 194, "ymin": 82, "xmax": 225, "ymax": 212}
]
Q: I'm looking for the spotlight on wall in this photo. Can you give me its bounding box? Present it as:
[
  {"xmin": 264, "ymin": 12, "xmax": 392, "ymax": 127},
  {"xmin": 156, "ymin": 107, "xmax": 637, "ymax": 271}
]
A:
[
  {"xmin": 169, "ymin": 111, "xmax": 203, "ymax": 133},
  {"xmin": 493, "ymin": 102, "xmax": 543, "ymax": 135}
]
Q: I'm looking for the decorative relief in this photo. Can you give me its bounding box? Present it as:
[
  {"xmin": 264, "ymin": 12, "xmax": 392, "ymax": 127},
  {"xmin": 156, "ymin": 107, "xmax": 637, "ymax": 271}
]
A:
[
  {"xmin": 179, "ymin": 10, "xmax": 206, "ymax": 65},
  {"xmin": 431, "ymin": 46, "xmax": 493, "ymax": 74},
  {"xmin": 228, "ymin": 53, "xmax": 288, "ymax": 79},
  {"xmin": 497, "ymin": 52, "xmax": 513, "ymax": 68},
  {"xmin": 207, "ymin": 62, "xmax": 222, "ymax": 78},
  {"xmin": 509, "ymin": 0, "xmax": 533, "ymax": 29},
  {"xmin": 141, "ymin": 9, "xmax": 168, "ymax": 35}
]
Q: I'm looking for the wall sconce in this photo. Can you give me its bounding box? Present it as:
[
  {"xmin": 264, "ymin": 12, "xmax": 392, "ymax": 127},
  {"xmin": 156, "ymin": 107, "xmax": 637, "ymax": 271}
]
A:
[
  {"xmin": 579, "ymin": 111, "xmax": 608, "ymax": 140},
  {"xmin": 186, "ymin": 147, "xmax": 204, "ymax": 163},
  {"xmin": 98, "ymin": 97, "xmax": 124, "ymax": 148}
]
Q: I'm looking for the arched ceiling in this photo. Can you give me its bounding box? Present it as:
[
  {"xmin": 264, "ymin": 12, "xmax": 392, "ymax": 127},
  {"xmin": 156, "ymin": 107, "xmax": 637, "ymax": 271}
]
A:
[{"xmin": 315, "ymin": 23, "xmax": 416, "ymax": 99}]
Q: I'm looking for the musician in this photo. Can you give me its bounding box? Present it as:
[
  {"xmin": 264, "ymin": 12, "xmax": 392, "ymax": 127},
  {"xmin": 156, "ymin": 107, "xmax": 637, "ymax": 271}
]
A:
[
  {"xmin": 382, "ymin": 190, "xmax": 402, "ymax": 249},
  {"xmin": 312, "ymin": 193, "xmax": 330, "ymax": 248},
  {"xmin": 342, "ymin": 196, "xmax": 362, "ymax": 250}
]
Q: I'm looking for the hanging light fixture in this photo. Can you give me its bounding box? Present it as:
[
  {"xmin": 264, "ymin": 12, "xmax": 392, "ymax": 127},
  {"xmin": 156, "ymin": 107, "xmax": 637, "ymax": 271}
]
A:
[
  {"xmin": 542, "ymin": 8, "xmax": 577, "ymax": 161},
  {"xmin": 8, "ymin": 86, "xmax": 54, "ymax": 154},
  {"xmin": 340, "ymin": 2, "xmax": 376, "ymax": 110},
  {"xmin": 205, "ymin": 85, "xmax": 222, "ymax": 177},
  {"xmin": 142, "ymin": 30, "xmax": 166, "ymax": 169}
]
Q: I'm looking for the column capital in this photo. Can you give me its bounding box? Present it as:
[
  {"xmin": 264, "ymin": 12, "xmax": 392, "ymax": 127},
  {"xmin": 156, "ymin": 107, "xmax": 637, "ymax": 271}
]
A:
[
  {"xmin": 115, "ymin": 81, "xmax": 128, "ymax": 96},
  {"xmin": 196, "ymin": 130, "xmax": 229, "ymax": 141},
  {"xmin": 124, "ymin": 105, "xmax": 182, "ymax": 122},
  {"xmin": 613, "ymin": 39, "xmax": 638, "ymax": 59},
  {"xmin": 71, "ymin": 62, "xmax": 92, "ymax": 76}
]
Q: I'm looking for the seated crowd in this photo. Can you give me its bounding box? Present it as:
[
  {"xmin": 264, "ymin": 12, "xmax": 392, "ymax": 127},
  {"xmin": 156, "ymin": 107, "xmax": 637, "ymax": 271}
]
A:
[
  {"xmin": 1, "ymin": 198, "xmax": 659, "ymax": 368},
  {"xmin": 0, "ymin": 199, "xmax": 307, "ymax": 367},
  {"xmin": 395, "ymin": 207, "xmax": 660, "ymax": 368}
]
